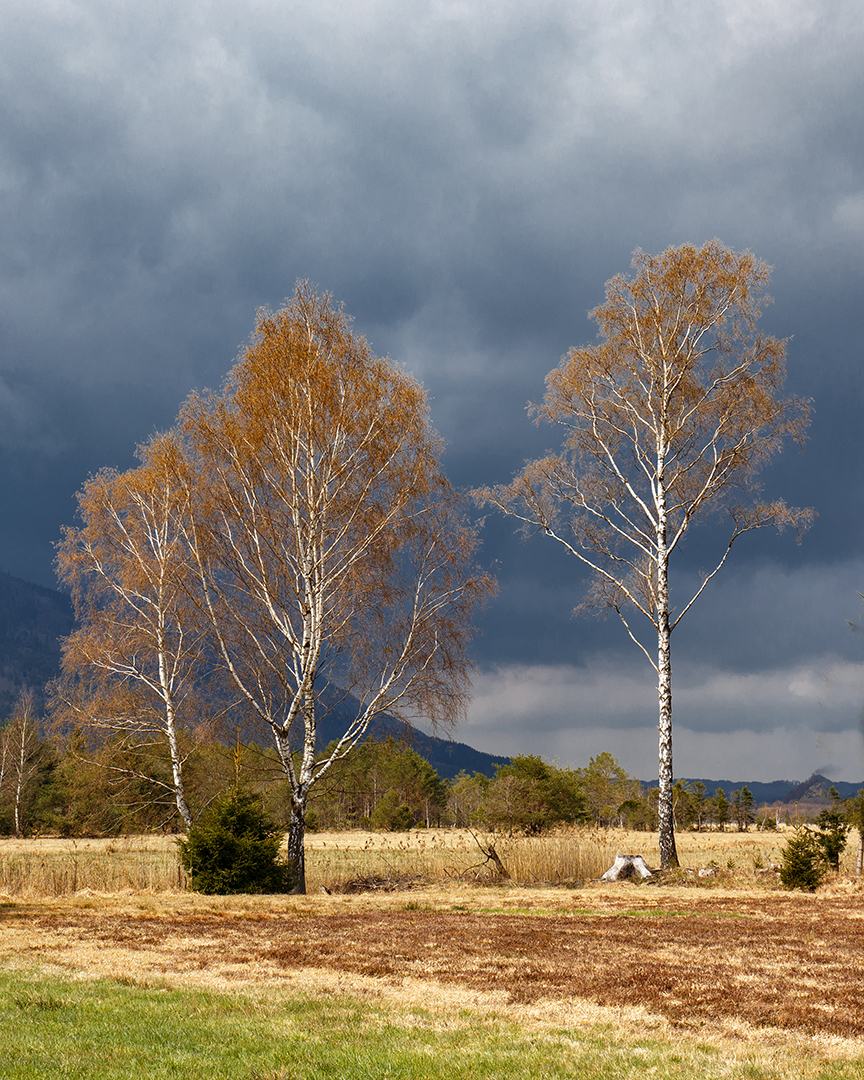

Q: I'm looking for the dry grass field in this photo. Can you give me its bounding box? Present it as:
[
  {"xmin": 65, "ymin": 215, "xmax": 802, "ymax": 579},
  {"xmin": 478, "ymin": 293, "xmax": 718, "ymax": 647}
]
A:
[
  {"xmin": 4, "ymin": 886, "xmax": 864, "ymax": 1037},
  {"xmin": 1, "ymin": 824, "xmax": 854, "ymax": 897},
  {"xmin": 1, "ymin": 828, "xmax": 863, "ymax": 1077}
]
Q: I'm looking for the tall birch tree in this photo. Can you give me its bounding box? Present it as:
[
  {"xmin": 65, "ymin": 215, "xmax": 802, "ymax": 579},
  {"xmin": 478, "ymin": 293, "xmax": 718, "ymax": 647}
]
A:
[
  {"xmin": 178, "ymin": 283, "xmax": 493, "ymax": 891},
  {"xmin": 476, "ymin": 241, "xmax": 811, "ymax": 868}
]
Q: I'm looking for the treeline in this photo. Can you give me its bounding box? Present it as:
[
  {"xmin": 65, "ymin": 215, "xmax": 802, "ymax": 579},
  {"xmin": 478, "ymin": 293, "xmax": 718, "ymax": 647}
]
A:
[{"xmin": 0, "ymin": 700, "xmax": 821, "ymax": 839}]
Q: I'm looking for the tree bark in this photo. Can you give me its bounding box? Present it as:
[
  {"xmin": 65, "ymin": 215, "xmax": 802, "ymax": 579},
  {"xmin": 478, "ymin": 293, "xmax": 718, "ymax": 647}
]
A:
[
  {"xmin": 13, "ymin": 743, "xmax": 25, "ymax": 839},
  {"xmin": 288, "ymin": 796, "xmax": 307, "ymax": 894},
  {"xmin": 13, "ymin": 711, "xmax": 35, "ymax": 839},
  {"xmin": 165, "ymin": 713, "xmax": 193, "ymax": 829},
  {"xmin": 657, "ymin": 622, "xmax": 678, "ymax": 868}
]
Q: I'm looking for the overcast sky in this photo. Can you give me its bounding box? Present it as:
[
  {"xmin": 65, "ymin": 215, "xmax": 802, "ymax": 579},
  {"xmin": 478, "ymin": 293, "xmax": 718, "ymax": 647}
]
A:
[{"xmin": 2, "ymin": 0, "xmax": 863, "ymax": 782}]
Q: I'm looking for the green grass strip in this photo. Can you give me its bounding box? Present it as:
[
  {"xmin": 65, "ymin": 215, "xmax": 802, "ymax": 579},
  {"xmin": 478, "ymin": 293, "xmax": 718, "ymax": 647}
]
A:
[{"xmin": 0, "ymin": 967, "xmax": 858, "ymax": 1080}]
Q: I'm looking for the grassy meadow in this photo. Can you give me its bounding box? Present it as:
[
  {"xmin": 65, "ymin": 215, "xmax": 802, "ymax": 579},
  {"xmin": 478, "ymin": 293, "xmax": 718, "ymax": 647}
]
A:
[{"xmin": 2, "ymin": 965, "xmax": 860, "ymax": 1080}]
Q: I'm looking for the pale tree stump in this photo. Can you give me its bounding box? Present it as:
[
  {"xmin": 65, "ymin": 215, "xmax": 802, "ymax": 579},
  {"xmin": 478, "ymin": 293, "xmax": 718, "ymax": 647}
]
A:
[{"xmin": 600, "ymin": 854, "xmax": 654, "ymax": 881}]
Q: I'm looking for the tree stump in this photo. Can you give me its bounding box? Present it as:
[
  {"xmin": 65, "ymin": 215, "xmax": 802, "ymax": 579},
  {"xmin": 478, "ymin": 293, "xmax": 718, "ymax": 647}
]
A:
[{"xmin": 600, "ymin": 854, "xmax": 654, "ymax": 881}]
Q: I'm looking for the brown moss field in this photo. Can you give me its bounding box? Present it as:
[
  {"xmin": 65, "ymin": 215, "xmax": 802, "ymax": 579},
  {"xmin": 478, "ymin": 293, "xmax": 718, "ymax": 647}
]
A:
[{"xmin": 3, "ymin": 881, "xmax": 864, "ymax": 1064}]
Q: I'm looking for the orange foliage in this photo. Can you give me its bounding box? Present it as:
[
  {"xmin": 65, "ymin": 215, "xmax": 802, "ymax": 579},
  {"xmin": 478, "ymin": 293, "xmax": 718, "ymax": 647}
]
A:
[{"xmin": 176, "ymin": 283, "xmax": 494, "ymax": 889}]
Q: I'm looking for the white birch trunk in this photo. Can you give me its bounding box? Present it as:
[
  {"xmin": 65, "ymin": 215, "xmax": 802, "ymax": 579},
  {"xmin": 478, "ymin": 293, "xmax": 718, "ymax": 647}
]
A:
[
  {"xmin": 13, "ymin": 718, "xmax": 29, "ymax": 839},
  {"xmin": 657, "ymin": 611, "xmax": 677, "ymax": 869},
  {"xmin": 288, "ymin": 687, "xmax": 318, "ymax": 895},
  {"xmin": 164, "ymin": 705, "xmax": 192, "ymax": 829},
  {"xmin": 156, "ymin": 603, "xmax": 193, "ymax": 829},
  {"xmin": 0, "ymin": 734, "xmax": 8, "ymax": 806},
  {"xmin": 655, "ymin": 431, "xmax": 678, "ymax": 870}
]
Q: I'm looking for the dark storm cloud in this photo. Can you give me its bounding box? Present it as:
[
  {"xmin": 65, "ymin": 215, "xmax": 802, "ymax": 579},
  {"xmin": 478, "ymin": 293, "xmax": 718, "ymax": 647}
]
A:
[{"xmin": 1, "ymin": 0, "xmax": 862, "ymax": 776}]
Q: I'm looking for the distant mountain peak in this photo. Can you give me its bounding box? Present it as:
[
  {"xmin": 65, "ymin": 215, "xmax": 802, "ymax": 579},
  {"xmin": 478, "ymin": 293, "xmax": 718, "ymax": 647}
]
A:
[{"xmin": 784, "ymin": 773, "xmax": 833, "ymax": 802}]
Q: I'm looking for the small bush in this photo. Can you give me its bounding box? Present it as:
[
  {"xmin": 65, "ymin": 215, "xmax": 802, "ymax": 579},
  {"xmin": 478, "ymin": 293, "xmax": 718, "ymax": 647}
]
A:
[
  {"xmin": 177, "ymin": 788, "xmax": 294, "ymax": 894},
  {"xmin": 779, "ymin": 826, "xmax": 825, "ymax": 891}
]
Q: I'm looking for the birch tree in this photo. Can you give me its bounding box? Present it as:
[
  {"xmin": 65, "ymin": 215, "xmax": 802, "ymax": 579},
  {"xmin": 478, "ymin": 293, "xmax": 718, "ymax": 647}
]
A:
[
  {"xmin": 476, "ymin": 241, "xmax": 811, "ymax": 868},
  {"xmin": 178, "ymin": 283, "xmax": 493, "ymax": 891},
  {"xmin": 54, "ymin": 435, "xmax": 206, "ymax": 828},
  {"xmin": 0, "ymin": 691, "xmax": 43, "ymax": 837}
]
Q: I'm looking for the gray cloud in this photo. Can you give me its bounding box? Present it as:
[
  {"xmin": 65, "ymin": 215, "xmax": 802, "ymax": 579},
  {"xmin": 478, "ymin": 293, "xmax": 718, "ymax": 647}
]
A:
[
  {"xmin": 461, "ymin": 657, "xmax": 864, "ymax": 782},
  {"xmin": 461, "ymin": 560, "xmax": 864, "ymax": 777},
  {"xmin": 1, "ymin": 0, "xmax": 863, "ymax": 778}
]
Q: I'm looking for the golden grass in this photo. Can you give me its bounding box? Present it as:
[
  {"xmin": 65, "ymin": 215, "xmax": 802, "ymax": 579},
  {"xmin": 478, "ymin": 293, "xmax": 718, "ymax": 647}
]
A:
[
  {"xmin": 306, "ymin": 827, "xmax": 619, "ymax": 890},
  {"xmin": 0, "ymin": 825, "xmax": 859, "ymax": 896},
  {"xmin": 0, "ymin": 835, "xmax": 185, "ymax": 897},
  {"xmin": 299, "ymin": 825, "xmax": 862, "ymax": 891}
]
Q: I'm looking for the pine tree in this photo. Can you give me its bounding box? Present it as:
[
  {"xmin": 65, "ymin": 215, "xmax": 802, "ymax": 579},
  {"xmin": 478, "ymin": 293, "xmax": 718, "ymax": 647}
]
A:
[
  {"xmin": 713, "ymin": 788, "xmax": 730, "ymax": 831},
  {"xmin": 815, "ymin": 787, "xmax": 849, "ymax": 870},
  {"xmin": 779, "ymin": 826, "xmax": 825, "ymax": 891},
  {"xmin": 731, "ymin": 786, "xmax": 755, "ymax": 831},
  {"xmin": 177, "ymin": 788, "xmax": 293, "ymax": 894}
]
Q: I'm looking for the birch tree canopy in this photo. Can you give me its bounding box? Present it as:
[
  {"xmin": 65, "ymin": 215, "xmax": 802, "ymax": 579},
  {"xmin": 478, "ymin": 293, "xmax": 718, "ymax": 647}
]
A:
[
  {"xmin": 476, "ymin": 240, "xmax": 812, "ymax": 869},
  {"xmin": 179, "ymin": 282, "xmax": 494, "ymax": 891}
]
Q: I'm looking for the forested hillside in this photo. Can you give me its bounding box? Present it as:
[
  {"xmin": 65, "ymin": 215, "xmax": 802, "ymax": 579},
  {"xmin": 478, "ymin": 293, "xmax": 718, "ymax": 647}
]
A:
[
  {"xmin": 0, "ymin": 570, "xmax": 74, "ymax": 717},
  {"xmin": 315, "ymin": 701, "xmax": 509, "ymax": 780}
]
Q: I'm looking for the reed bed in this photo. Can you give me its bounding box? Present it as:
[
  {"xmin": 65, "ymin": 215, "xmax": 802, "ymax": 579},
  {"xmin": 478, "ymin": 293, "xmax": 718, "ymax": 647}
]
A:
[
  {"xmin": 305, "ymin": 827, "xmax": 621, "ymax": 890},
  {"xmin": 0, "ymin": 829, "xmax": 617, "ymax": 896},
  {"xmin": 0, "ymin": 837, "xmax": 186, "ymax": 897},
  {"xmin": 0, "ymin": 826, "xmax": 858, "ymax": 896}
]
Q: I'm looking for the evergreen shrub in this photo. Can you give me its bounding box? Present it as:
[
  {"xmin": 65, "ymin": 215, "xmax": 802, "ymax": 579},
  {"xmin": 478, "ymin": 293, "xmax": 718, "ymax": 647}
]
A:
[
  {"xmin": 370, "ymin": 789, "xmax": 414, "ymax": 831},
  {"xmin": 177, "ymin": 788, "xmax": 294, "ymax": 894},
  {"xmin": 779, "ymin": 826, "xmax": 825, "ymax": 891}
]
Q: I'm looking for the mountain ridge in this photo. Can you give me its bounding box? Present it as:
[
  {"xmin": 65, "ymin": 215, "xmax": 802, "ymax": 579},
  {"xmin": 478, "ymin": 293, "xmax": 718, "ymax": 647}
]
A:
[
  {"xmin": 640, "ymin": 774, "xmax": 864, "ymax": 804},
  {"xmin": 0, "ymin": 568, "xmax": 74, "ymax": 718},
  {"xmin": 0, "ymin": 567, "xmax": 511, "ymax": 778}
]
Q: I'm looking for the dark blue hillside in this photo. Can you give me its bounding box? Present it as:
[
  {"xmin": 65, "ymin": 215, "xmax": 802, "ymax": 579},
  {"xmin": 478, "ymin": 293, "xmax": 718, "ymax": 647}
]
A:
[
  {"xmin": 641, "ymin": 774, "xmax": 864, "ymax": 803},
  {"xmin": 0, "ymin": 569, "xmax": 75, "ymax": 718},
  {"xmin": 313, "ymin": 687, "xmax": 509, "ymax": 779}
]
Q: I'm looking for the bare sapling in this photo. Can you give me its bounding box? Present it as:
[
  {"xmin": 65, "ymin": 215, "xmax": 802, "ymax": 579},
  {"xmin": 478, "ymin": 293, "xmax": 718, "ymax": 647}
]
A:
[{"xmin": 54, "ymin": 435, "xmax": 210, "ymax": 828}]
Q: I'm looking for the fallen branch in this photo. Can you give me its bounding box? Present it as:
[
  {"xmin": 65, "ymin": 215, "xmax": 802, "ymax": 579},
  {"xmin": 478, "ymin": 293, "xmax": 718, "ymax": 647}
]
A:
[{"xmin": 464, "ymin": 829, "xmax": 511, "ymax": 880}]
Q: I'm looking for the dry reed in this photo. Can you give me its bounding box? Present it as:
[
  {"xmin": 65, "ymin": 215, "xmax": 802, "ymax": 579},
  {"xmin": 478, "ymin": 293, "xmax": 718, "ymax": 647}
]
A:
[
  {"xmin": 0, "ymin": 825, "xmax": 860, "ymax": 896},
  {"xmin": 305, "ymin": 827, "xmax": 620, "ymax": 890},
  {"xmin": 0, "ymin": 836, "xmax": 186, "ymax": 897}
]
